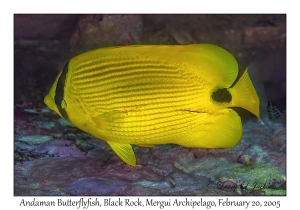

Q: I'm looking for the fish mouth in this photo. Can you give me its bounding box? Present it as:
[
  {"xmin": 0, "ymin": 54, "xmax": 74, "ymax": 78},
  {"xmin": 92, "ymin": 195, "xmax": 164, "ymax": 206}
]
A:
[
  {"xmin": 44, "ymin": 92, "xmax": 59, "ymax": 114},
  {"xmin": 44, "ymin": 69, "xmax": 63, "ymax": 114},
  {"xmin": 44, "ymin": 94, "xmax": 52, "ymax": 108}
]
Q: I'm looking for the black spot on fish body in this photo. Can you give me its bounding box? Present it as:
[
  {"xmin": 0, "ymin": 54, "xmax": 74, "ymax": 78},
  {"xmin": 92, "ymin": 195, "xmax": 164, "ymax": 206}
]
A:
[
  {"xmin": 54, "ymin": 61, "xmax": 70, "ymax": 121},
  {"xmin": 211, "ymin": 88, "xmax": 232, "ymax": 103}
]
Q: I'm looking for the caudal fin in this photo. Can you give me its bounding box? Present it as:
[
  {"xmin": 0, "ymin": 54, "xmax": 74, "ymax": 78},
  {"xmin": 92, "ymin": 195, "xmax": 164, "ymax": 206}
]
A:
[{"xmin": 229, "ymin": 69, "xmax": 260, "ymax": 118}]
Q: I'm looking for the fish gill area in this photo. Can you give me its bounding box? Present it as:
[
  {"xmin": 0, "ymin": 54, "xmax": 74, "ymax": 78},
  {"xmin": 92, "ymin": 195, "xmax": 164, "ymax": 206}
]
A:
[{"xmin": 14, "ymin": 14, "xmax": 286, "ymax": 196}]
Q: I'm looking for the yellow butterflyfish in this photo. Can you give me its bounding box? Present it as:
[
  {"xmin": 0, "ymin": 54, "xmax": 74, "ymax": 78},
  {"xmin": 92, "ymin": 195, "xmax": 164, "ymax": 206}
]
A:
[{"xmin": 44, "ymin": 44, "xmax": 260, "ymax": 166}]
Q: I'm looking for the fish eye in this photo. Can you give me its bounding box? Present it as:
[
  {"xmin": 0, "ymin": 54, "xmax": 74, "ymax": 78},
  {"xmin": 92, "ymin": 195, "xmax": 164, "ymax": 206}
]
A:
[{"xmin": 211, "ymin": 88, "xmax": 232, "ymax": 103}]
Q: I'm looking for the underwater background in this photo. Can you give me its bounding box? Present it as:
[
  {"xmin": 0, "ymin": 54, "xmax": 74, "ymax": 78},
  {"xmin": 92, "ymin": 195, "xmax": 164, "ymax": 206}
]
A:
[{"xmin": 14, "ymin": 14, "xmax": 286, "ymax": 196}]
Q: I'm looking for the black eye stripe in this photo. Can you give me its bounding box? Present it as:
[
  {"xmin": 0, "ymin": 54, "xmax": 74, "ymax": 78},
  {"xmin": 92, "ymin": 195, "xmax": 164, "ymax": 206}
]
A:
[
  {"xmin": 55, "ymin": 61, "xmax": 69, "ymax": 108},
  {"xmin": 57, "ymin": 106, "xmax": 70, "ymax": 122},
  {"xmin": 54, "ymin": 61, "xmax": 70, "ymax": 121}
]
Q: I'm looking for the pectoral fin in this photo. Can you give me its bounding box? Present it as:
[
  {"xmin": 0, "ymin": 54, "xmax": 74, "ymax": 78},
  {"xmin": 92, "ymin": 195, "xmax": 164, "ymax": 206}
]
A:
[
  {"xmin": 92, "ymin": 110, "xmax": 125, "ymax": 130},
  {"xmin": 106, "ymin": 141, "xmax": 136, "ymax": 166}
]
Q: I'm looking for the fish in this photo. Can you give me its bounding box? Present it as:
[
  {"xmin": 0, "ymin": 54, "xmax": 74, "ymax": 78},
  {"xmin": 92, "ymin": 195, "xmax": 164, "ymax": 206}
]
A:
[{"xmin": 44, "ymin": 44, "xmax": 260, "ymax": 166}]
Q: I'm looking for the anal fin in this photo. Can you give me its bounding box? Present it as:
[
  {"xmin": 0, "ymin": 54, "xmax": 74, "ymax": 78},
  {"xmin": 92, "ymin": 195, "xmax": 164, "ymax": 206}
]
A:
[
  {"xmin": 178, "ymin": 109, "xmax": 243, "ymax": 148},
  {"xmin": 106, "ymin": 141, "xmax": 136, "ymax": 166}
]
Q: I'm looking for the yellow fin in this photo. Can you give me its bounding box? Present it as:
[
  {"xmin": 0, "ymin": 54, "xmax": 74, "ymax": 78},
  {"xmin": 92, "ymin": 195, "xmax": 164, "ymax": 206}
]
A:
[
  {"xmin": 196, "ymin": 44, "xmax": 239, "ymax": 87},
  {"xmin": 230, "ymin": 69, "xmax": 260, "ymax": 118},
  {"xmin": 91, "ymin": 110, "xmax": 125, "ymax": 130},
  {"xmin": 106, "ymin": 141, "xmax": 136, "ymax": 166},
  {"xmin": 91, "ymin": 114, "xmax": 107, "ymax": 130},
  {"xmin": 179, "ymin": 109, "xmax": 242, "ymax": 148},
  {"xmin": 204, "ymin": 109, "xmax": 243, "ymax": 148},
  {"xmin": 136, "ymin": 144, "xmax": 155, "ymax": 148}
]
